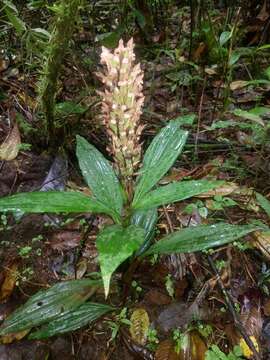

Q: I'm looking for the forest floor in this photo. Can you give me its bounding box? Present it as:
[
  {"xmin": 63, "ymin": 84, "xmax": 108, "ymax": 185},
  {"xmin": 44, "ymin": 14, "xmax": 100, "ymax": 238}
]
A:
[{"xmin": 0, "ymin": 1, "xmax": 270, "ymax": 359}]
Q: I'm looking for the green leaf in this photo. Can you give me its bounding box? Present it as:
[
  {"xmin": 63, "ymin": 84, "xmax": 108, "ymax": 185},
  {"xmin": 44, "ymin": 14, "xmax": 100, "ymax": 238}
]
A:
[
  {"xmin": 0, "ymin": 191, "xmax": 113, "ymax": 216},
  {"xmin": 95, "ymin": 31, "xmax": 121, "ymax": 48},
  {"xmin": 133, "ymin": 180, "xmax": 223, "ymax": 210},
  {"xmin": 29, "ymin": 302, "xmax": 113, "ymax": 339},
  {"xmin": 256, "ymin": 44, "xmax": 270, "ymax": 51},
  {"xmin": 96, "ymin": 225, "xmax": 145, "ymax": 297},
  {"xmin": 76, "ymin": 135, "xmax": 123, "ymax": 217},
  {"xmin": 219, "ymin": 31, "xmax": 231, "ymax": 47},
  {"xmin": 5, "ymin": 8, "xmax": 26, "ymax": 34},
  {"xmin": 233, "ymin": 109, "xmax": 264, "ymax": 126},
  {"xmin": 133, "ymin": 8, "xmax": 146, "ymax": 29},
  {"xmin": 256, "ymin": 192, "xmax": 270, "ymax": 218},
  {"xmin": 3, "ymin": 0, "xmax": 27, "ymax": 35},
  {"xmin": 55, "ymin": 101, "xmax": 87, "ymax": 116},
  {"xmin": 131, "ymin": 208, "xmax": 158, "ymax": 255},
  {"xmin": 145, "ymin": 223, "xmax": 261, "ymax": 256},
  {"xmin": 0, "ymin": 279, "xmax": 100, "ymax": 335},
  {"xmin": 31, "ymin": 27, "xmax": 51, "ymax": 39},
  {"xmin": 173, "ymin": 114, "xmax": 196, "ymax": 126},
  {"xmin": 133, "ymin": 121, "xmax": 188, "ymax": 206},
  {"xmin": 3, "ymin": 0, "xmax": 18, "ymax": 13},
  {"xmin": 229, "ymin": 51, "xmax": 241, "ymax": 66}
]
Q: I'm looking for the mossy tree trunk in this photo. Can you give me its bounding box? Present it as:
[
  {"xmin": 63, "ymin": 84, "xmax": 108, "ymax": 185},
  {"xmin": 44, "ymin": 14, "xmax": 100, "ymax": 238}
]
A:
[{"xmin": 39, "ymin": 0, "xmax": 81, "ymax": 148}]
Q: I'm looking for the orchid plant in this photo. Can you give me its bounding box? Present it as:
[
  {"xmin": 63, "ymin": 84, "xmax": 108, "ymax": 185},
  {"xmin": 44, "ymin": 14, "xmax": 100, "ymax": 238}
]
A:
[{"xmin": 0, "ymin": 39, "xmax": 262, "ymax": 339}]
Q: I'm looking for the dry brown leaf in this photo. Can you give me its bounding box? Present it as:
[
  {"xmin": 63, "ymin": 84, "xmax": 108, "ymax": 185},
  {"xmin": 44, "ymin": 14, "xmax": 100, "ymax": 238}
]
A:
[
  {"xmin": 129, "ymin": 308, "xmax": 150, "ymax": 346},
  {"xmin": 0, "ymin": 59, "xmax": 9, "ymax": 72},
  {"xmin": 155, "ymin": 332, "xmax": 206, "ymax": 360},
  {"xmin": 263, "ymin": 298, "xmax": 270, "ymax": 316},
  {"xmin": 189, "ymin": 331, "xmax": 207, "ymax": 360},
  {"xmin": 0, "ymin": 123, "xmax": 21, "ymax": 161},
  {"xmin": 205, "ymin": 67, "xmax": 218, "ymax": 75},
  {"xmin": 49, "ymin": 230, "xmax": 82, "ymax": 251},
  {"xmin": 252, "ymin": 231, "xmax": 270, "ymax": 259},
  {"xmin": 144, "ymin": 289, "xmax": 171, "ymax": 306},
  {"xmin": 76, "ymin": 258, "xmax": 88, "ymax": 279},
  {"xmin": 226, "ymin": 306, "xmax": 262, "ymax": 359},
  {"xmin": 230, "ymin": 80, "xmax": 248, "ymax": 91},
  {"xmin": 197, "ymin": 182, "xmax": 239, "ymax": 198},
  {"xmin": 257, "ymin": 0, "xmax": 269, "ymax": 22},
  {"xmin": 155, "ymin": 339, "xmax": 180, "ymax": 360},
  {"xmin": 0, "ymin": 263, "xmax": 18, "ymax": 302}
]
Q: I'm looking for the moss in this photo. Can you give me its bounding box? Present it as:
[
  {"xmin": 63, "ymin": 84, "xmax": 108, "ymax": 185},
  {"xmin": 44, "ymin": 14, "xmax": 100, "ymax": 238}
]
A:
[{"xmin": 38, "ymin": 0, "xmax": 81, "ymax": 147}]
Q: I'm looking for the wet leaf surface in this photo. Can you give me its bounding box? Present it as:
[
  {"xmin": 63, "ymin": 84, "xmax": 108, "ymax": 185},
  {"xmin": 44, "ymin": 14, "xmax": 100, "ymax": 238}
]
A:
[
  {"xmin": 0, "ymin": 279, "xmax": 100, "ymax": 335},
  {"xmin": 133, "ymin": 121, "xmax": 188, "ymax": 206},
  {"xmin": 97, "ymin": 224, "xmax": 145, "ymax": 297}
]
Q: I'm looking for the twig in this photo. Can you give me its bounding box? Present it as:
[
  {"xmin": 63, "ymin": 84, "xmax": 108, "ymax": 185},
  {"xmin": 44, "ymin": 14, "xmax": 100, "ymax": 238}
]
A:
[
  {"xmin": 207, "ymin": 255, "xmax": 261, "ymax": 360},
  {"xmin": 194, "ymin": 77, "xmax": 206, "ymax": 158}
]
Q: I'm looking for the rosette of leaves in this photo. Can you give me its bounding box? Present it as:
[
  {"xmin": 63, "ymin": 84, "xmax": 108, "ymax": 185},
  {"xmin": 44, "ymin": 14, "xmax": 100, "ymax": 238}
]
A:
[{"xmin": 0, "ymin": 39, "xmax": 263, "ymax": 340}]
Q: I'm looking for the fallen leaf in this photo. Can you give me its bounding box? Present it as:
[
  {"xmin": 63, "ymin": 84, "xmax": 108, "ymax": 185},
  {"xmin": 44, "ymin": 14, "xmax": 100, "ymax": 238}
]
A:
[
  {"xmin": 155, "ymin": 339, "xmax": 180, "ymax": 360},
  {"xmin": 226, "ymin": 305, "xmax": 262, "ymax": 359},
  {"xmin": 76, "ymin": 258, "xmax": 88, "ymax": 279},
  {"xmin": 263, "ymin": 298, "xmax": 270, "ymax": 316},
  {"xmin": 190, "ymin": 331, "xmax": 207, "ymax": 360},
  {"xmin": 49, "ymin": 230, "xmax": 82, "ymax": 251},
  {"xmin": 257, "ymin": 0, "xmax": 269, "ymax": 22},
  {"xmin": 144, "ymin": 289, "xmax": 171, "ymax": 306},
  {"xmin": 197, "ymin": 182, "xmax": 239, "ymax": 198},
  {"xmin": 193, "ymin": 42, "xmax": 207, "ymax": 61},
  {"xmin": 252, "ymin": 231, "xmax": 270, "ymax": 260},
  {"xmin": 129, "ymin": 308, "xmax": 150, "ymax": 346},
  {"xmin": 0, "ymin": 329, "xmax": 29, "ymax": 344},
  {"xmin": 230, "ymin": 80, "xmax": 248, "ymax": 91},
  {"xmin": 205, "ymin": 67, "xmax": 217, "ymax": 75},
  {"xmin": 0, "ymin": 123, "xmax": 21, "ymax": 161},
  {"xmin": 0, "ymin": 58, "xmax": 9, "ymax": 72},
  {"xmin": 0, "ymin": 263, "xmax": 18, "ymax": 302},
  {"xmin": 239, "ymin": 336, "xmax": 259, "ymax": 359}
]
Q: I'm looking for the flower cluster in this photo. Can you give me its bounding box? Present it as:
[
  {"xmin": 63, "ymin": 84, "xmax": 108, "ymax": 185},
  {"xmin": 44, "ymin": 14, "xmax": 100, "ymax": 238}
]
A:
[{"xmin": 96, "ymin": 38, "xmax": 144, "ymax": 182}]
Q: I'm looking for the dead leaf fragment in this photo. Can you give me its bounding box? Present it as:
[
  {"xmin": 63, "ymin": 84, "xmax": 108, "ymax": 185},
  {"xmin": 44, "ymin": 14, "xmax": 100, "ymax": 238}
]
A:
[
  {"xmin": 226, "ymin": 305, "xmax": 262, "ymax": 359},
  {"xmin": 0, "ymin": 58, "xmax": 9, "ymax": 72},
  {"xmin": 155, "ymin": 331, "xmax": 206, "ymax": 360},
  {"xmin": 0, "ymin": 263, "xmax": 18, "ymax": 302},
  {"xmin": 190, "ymin": 331, "xmax": 207, "ymax": 360},
  {"xmin": 0, "ymin": 329, "xmax": 30, "ymax": 344},
  {"xmin": 230, "ymin": 80, "xmax": 248, "ymax": 91},
  {"xmin": 239, "ymin": 336, "xmax": 259, "ymax": 359},
  {"xmin": 257, "ymin": 0, "xmax": 269, "ymax": 22},
  {"xmin": 197, "ymin": 182, "xmax": 239, "ymax": 198},
  {"xmin": 252, "ymin": 231, "xmax": 270, "ymax": 260},
  {"xmin": 205, "ymin": 67, "xmax": 218, "ymax": 75},
  {"xmin": 155, "ymin": 339, "xmax": 180, "ymax": 360},
  {"xmin": 129, "ymin": 308, "xmax": 150, "ymax": 346},
  {"xmin": 49, "ymin": 230, "xmax": 82, "ymax": 251},
  {"xmin": 76, "ymin": 258, "xmax": 88, "ymax": 279},
  {"xmin": 263, "ymin": 298, "xmax": 270, "ymax": 316},
  {"xmin": 0, "ymin": 123, "xmax": 21, "ymax": 161}
]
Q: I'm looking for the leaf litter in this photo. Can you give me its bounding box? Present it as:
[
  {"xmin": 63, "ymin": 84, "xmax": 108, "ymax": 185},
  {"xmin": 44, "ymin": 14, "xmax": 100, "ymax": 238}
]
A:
[{"xmin": 1, "ymin": 1, "xmax": 270, "ymax": 359}]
